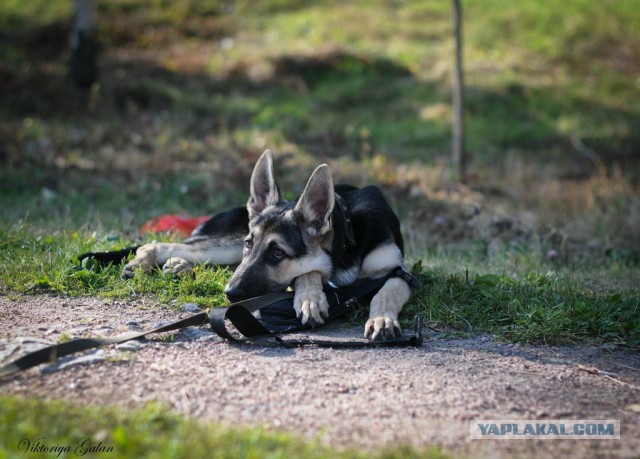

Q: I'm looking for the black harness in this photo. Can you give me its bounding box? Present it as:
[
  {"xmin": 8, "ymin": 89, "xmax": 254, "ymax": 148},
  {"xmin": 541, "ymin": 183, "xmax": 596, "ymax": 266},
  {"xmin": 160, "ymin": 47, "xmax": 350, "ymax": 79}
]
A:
[
  {"xmin": 334, "ymin": 193, "xmax": 356, "ymax": 249},
  {"xmin": 0, "ymin": 268, "xmax": 422, "ymax": 379}
]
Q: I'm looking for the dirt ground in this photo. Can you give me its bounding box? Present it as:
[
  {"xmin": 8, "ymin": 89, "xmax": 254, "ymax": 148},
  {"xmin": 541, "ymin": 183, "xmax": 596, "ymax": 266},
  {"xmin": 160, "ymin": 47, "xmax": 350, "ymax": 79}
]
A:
[{"xmin": 1, "ymin": 294, "xmax": 639, "ymax": 458}]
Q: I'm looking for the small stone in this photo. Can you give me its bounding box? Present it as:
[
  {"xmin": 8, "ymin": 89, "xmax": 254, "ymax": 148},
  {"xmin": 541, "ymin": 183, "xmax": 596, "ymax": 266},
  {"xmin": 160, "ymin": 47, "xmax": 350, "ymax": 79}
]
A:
[
  {"xmin": 115, "ymin": 340, "xmax": 142, "ymax": 352},
  {"xmin": 42, "ymin": 350, "xmax": 106, "ymax": 373},
  {"xmin": 177, "ymin": 328, "xmax": 212, "ymax": 341},
  {"xmin": 125, "ymin": 321, "xmax": 142, "ymax": 330},
  {"xmin": 182, "ymin": 303, "xmax": 199, "ymax": 312},
  {"xmin": 16, "ymin": 336, "xmax": 55, "ymax": 346}
]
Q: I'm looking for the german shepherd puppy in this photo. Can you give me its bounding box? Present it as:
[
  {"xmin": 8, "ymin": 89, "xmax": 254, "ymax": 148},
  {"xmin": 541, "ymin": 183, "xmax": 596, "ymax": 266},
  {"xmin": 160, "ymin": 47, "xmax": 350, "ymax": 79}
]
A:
[{"xmin": 122, "ymin": 150, "xmax": 411, "ymax": 340}]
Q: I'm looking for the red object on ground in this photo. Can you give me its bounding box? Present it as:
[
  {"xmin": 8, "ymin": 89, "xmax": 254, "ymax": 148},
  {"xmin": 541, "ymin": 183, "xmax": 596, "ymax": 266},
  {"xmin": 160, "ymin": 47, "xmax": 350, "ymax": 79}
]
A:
[{"xmin": 140, "ymin": 214, "xmax": 211, "ymax": 236}]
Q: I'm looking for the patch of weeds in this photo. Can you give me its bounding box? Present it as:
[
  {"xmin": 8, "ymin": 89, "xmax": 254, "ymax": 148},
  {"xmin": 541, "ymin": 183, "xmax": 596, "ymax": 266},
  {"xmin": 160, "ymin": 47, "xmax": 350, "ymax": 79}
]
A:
[{"xmin": 58, "ymin": 332, "xmax": 72, "ymax": 344}]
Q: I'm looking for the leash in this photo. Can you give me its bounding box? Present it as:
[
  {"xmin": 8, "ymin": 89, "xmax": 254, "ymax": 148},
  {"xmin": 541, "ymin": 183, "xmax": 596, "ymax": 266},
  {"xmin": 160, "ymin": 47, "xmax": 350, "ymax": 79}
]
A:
[
  {"xmin": 0, "ymin": 313, "xmax": 208, "ymax": 379},
  {"xmin": 0, "ymin": 269, "xmax": 423, "ymax": 379}
]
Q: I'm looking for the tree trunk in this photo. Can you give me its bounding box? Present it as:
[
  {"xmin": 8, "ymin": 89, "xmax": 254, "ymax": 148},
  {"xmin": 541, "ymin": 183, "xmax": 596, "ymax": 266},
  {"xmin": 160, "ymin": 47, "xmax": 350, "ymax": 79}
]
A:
[
  {"xmin": 69, "ymin": 0, "xmax": 98, "ymax": 89},
  {"xmin": 451, "ymin": 0, "xmax": 466, "ymax": 182}
]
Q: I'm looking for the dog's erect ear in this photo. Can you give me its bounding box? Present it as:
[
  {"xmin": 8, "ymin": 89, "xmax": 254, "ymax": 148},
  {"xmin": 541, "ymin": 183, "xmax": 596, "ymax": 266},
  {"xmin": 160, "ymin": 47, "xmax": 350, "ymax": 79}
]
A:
[
  {"xmin": 248, "ymin": 149, "xmax": 282, "ymax": 219},
  {"xmin": 294, "ymin": 164, "xmax": 335, "ymax": 237}
]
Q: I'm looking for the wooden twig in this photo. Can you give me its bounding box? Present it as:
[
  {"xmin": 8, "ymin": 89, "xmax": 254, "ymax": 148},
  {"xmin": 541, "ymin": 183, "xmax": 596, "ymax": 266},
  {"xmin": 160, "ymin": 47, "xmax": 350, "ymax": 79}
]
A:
[
  {"xmin": 577, "ymin": 364, "xmax": 618, "ymax": 378},
  {"xmin": 615, "ymin": 363, "xmax": 640, "ymax": 372},
  {"xmin": 577, "ymin": 364, "xmax": 640, "ymax": 390}
]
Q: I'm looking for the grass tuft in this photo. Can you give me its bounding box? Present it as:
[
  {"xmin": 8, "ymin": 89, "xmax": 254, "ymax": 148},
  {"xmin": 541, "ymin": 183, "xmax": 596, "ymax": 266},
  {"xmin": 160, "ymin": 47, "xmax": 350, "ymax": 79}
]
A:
[{"xmin": 405, "ymin": 267, "xmax": 640, "ymax": 347}]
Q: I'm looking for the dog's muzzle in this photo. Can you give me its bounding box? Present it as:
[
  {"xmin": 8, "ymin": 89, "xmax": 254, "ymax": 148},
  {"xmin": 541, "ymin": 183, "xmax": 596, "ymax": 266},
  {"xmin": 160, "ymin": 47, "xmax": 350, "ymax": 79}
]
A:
[{"xmin": 224, "ymin": 285, "xmax": 245, "ymax": 303}]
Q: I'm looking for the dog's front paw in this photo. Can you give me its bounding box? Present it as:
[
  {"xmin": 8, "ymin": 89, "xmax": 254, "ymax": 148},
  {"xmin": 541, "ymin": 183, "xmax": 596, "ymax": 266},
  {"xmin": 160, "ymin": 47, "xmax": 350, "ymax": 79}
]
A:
[
  {"xmin": 364, "ymin": 316, "xmax": 402, "ymax": 341},
  {"xmin": 162, "ymin": 257, "xmax": 194, "ymax": 276},
  {"xmin": 294, "ymin": 287, "xmax": 329, "ymax": 328},
  {"xmin": 122, "ymin": 244, "xmax": 157, "ymax": 278},
  {"xmin": 293, "ymin": 272, "xmax": 329, "ymax": 327}
]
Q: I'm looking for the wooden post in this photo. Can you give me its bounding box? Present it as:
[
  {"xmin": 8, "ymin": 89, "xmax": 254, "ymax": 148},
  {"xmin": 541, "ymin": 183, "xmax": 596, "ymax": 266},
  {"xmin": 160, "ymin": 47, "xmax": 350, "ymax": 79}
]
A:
[
  {"xmin": 69, "ymin": 0, "xmax": 98, "ymax": 89},
  {"xmin": 451, "ymin": 0, "xmax": 466, "ymax": 182}
]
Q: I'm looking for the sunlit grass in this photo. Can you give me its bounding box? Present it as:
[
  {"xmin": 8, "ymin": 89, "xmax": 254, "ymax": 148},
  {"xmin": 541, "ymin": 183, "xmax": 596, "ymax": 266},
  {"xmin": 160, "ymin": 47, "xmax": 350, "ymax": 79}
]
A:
[
  {"xmin": 0, "ymin": 395, "xmax": 448, "ymax": 459},
  {"xmin": 1, "ymin": 1, "xmax": 638, "ymax": 456},
  {"xmin": 1, "ymin": 220, "xmax": 638, "ymax": 347},
  {"xmin": 1, "ymin": 0, "xmax": 638, "ymax": 343}
]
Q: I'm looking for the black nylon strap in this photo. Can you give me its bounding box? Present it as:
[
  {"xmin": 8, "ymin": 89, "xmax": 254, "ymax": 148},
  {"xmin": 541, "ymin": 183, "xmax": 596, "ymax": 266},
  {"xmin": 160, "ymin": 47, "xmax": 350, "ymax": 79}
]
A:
[
  {"xmin": 275, "ymin": 313, "xmax": 424, "ymax": 348},
  {"xmin": 0, "ymin": 269, "xmax": 423, "ymax": 378},
  {"xmin": 208, "ymin": 292, "xmax": 294, "ymax": 341},
  {"xmin": 206, "ymin": 272, "xmax": 423, "ymax": 347},
  {"xmin": 207, "ymin": 277, "xmax": 389, "ymax": 343},
  {"xmin": 0, "ymin": 313, "xmax": 208, "ymax": 379},
  {"xmin": 0, "ymin": 292, "xmax": 293, "ymax": 378}
]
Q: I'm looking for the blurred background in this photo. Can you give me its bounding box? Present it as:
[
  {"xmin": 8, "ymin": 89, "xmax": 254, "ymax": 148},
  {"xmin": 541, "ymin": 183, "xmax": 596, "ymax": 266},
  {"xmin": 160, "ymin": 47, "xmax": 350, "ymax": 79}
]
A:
[{"xmin": 1, "ymin": 0, "xmax": 639, "ymax": 265}]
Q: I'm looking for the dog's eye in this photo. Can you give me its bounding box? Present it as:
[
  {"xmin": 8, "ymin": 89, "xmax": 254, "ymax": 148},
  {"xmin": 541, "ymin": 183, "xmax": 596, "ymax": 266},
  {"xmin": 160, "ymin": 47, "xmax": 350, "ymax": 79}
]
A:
[
  {"xmin": 271, "ymin": 248, "xmax": 284, "ymax": 259},
  {"xmin": 244, "ymin": 239, "xmax": 253, "ymax": 250}
]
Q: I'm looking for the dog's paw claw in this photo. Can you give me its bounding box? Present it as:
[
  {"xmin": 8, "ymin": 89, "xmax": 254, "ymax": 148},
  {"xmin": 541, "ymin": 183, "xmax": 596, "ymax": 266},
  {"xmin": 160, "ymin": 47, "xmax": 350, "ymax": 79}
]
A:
[
  {"xmin": 121, "ymin": 266, "xmax": 135, "ymax": 279},
  {"xmin": 162, "ymin": 257, "xmax": 194, "ymax": 276},
  {"xmin": 364, "ymin": 316, "xmax": 402, "ymax": 341},
  {"xmin": 294, "ymin": 293, "xmax": 329, "ymax": 327},
  {"xmin": 122, "ymin": 244, "xmax": 157, "ymax": 278},
  {"xmin": 122, "ymin": 261, "xmax": 152, "ymax": 278}
]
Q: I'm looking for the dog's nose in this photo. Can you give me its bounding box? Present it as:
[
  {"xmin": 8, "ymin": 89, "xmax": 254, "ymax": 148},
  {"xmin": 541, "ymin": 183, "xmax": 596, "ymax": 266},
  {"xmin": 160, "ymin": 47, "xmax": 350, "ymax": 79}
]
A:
[{"xmin": 224, "ymin": 285, "xmax": 244, "ymax": 303}]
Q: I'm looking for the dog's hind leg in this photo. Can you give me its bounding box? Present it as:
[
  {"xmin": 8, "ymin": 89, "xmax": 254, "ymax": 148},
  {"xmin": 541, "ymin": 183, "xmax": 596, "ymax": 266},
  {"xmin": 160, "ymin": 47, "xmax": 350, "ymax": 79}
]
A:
[
  {"xmin": 121, "ymin": 240, "xmax": 244, "ymax": 278},
  {"xmin": 122, "ymin": 207, "xmax": 248, "ymax": 278}
]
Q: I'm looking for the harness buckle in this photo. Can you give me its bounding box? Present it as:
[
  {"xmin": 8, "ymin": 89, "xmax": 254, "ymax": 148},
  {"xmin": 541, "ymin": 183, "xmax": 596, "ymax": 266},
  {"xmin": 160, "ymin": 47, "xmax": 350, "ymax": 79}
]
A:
[{"xmin": 345, "ymin": 297, "xmax": 360, "ymax": 309}]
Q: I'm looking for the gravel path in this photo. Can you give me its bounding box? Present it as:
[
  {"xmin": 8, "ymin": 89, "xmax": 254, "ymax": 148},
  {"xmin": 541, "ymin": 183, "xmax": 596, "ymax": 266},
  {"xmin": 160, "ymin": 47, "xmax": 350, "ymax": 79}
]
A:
[{"xmin": 1, "ymin": 294, "xmax": 639, "ymax": 458}]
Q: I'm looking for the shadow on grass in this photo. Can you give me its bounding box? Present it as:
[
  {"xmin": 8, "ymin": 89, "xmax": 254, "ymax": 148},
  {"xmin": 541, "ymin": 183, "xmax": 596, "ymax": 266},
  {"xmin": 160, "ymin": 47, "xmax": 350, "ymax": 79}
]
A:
[
  {"xmin": 2, "ymin": 13, "xmax": 638, "ymax": 166},
  {"xmin": 1, "ymin": 8, "xmax": 639, "ymax": 243}
]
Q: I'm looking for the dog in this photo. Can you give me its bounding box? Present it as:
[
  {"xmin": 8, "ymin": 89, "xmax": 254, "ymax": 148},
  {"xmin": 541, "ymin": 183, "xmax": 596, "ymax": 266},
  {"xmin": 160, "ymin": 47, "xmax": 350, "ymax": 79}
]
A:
[{"xmin": 122, "ymin": 150, "xmax": 411, "ymax": 340}]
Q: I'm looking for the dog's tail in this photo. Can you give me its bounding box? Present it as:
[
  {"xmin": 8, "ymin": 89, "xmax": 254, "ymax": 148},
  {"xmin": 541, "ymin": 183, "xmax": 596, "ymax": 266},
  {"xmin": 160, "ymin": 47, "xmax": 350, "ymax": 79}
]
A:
[{"xmin": 77, "ymin": 246, "xmax": 140, "ymax": 268}]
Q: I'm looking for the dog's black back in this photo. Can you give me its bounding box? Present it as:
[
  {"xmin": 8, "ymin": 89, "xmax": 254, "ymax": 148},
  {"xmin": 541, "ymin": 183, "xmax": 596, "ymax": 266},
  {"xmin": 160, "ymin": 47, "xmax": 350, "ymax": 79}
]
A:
[{"xmin": 331, "ymin": 184, "xmax": 403, "ymax": 277}]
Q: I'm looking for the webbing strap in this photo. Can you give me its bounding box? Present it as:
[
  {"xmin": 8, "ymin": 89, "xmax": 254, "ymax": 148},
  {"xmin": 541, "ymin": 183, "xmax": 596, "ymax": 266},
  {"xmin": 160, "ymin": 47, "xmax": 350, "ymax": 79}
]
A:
[
  {"xmin": 0, "ymin": 269, "xmax": 423, "ymax": 378},
  {"xmin": 208, "ymin": 292, "xmax": 295, "ymax": 340},
  {"xmin": 0, "ymin": 292, "xmax": 295, "ymax": 378},
  {"xmin": 207, "ymin": 272, "xmax": 423, "ymax": 348},
  {"xmin": 275, "ymin": 316, "xmax": 424, "ymax": 348},
  {"xmin": 0, "ymin": 313, "xmax": 208, "ymax": 379}
]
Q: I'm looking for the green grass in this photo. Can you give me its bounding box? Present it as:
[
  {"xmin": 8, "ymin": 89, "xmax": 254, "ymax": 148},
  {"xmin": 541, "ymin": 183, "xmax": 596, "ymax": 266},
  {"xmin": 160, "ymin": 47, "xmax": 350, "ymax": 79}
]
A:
[
  {"xmin": 0, "ymin": 222, "xmax": 229, "ymax": 307},
  {"xmin": 0, "ymin": 395, "xmax": 446, "ymax": 459},
  {"xmin": 406, "ymin": 267, "xmax": 640, "ymax": 347},
  {"xmin": 2, "ymin": 0, "xmax": 639, "ymax": 456},
  {"xmin": 1, "ymin": 0, "xmax": 638, "ymax": 245},
  {"xmin": 2, "ymin": 0, "xmax": 639, "ymax": 165},
  {"xmin": 0, "ymin": 0, "xmax": 637, "ymax": 348},
  {"xmin": 1, "ymin": 222, "xmax": 638, "ymax": 348}
]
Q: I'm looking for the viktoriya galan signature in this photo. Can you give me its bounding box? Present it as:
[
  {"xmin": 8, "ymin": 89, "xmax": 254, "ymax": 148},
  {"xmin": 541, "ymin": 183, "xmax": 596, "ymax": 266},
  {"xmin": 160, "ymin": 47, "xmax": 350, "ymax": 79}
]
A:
[{"xmin": 18, "ymin": 438, "xmax": 114, "ymax": 457}]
